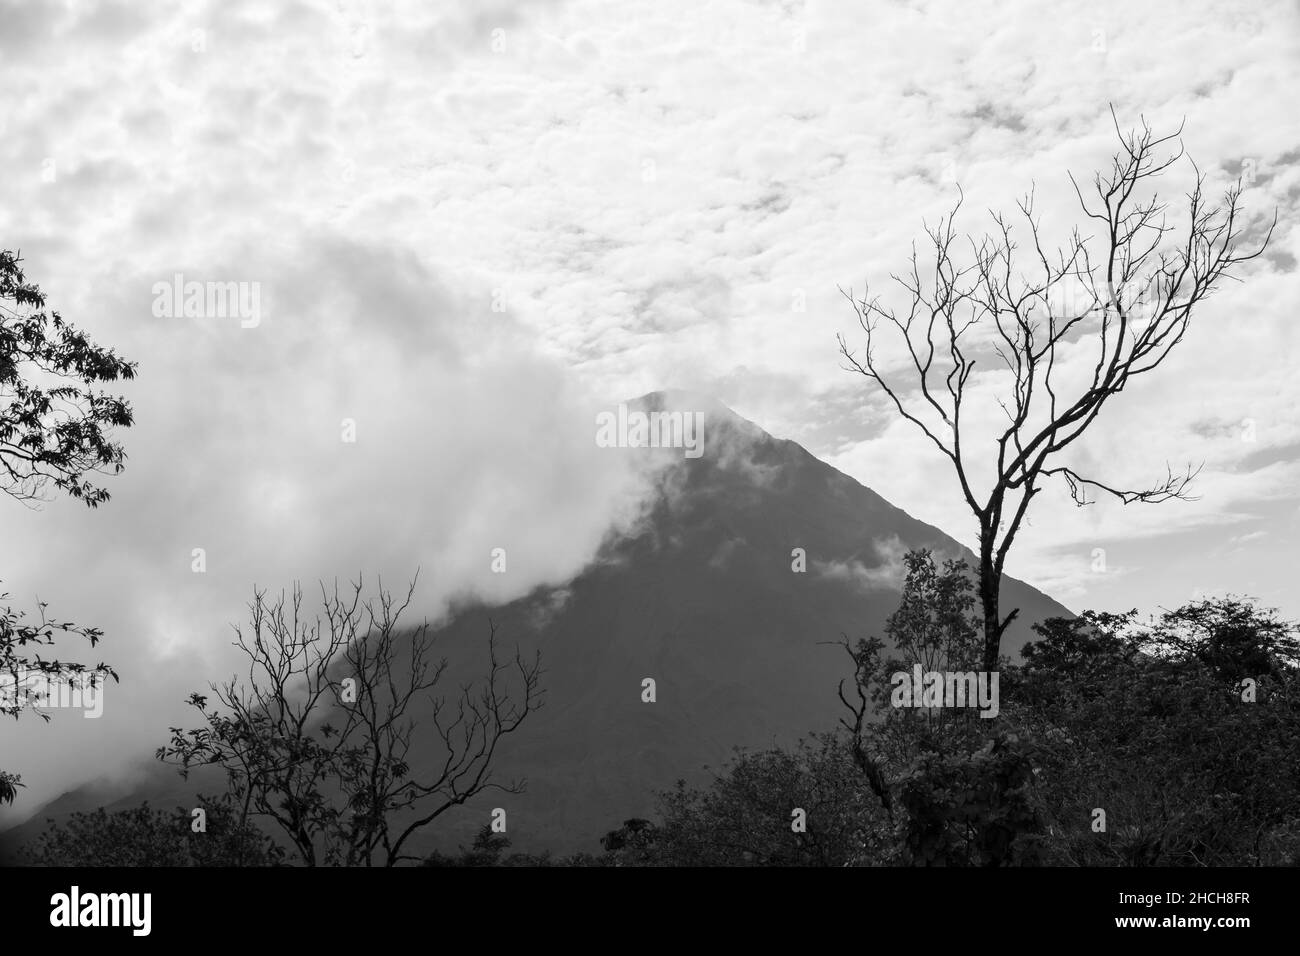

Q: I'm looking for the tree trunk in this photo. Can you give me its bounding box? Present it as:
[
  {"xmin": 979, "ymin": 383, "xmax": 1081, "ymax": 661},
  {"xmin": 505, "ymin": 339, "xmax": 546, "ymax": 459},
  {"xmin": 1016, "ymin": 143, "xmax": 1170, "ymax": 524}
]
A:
[{"xmin": 978, "ymin": 538, "xmax": 1002, "ymax": 673}]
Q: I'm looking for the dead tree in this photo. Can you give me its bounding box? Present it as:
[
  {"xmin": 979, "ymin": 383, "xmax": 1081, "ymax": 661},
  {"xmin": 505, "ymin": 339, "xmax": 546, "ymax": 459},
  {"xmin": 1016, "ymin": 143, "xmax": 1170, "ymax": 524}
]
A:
[
  {"xmin": 839, "ymin": 111, "xmax": 1274, "ymax": 671},
  {"xmin": 158, "ymin": 573, "xmax": 543, "ymax": 866}
]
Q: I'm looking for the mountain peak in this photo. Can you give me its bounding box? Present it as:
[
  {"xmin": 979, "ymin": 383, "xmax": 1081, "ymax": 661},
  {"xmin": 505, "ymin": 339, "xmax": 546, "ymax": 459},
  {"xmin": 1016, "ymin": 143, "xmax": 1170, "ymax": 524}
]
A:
[
  {"xmin": 622, "ymin": 390, "xmax": 771, "ymax": 447},
  {"xmin": 627, "ymin": 388, "xmax": 729, "ymax": 412}
]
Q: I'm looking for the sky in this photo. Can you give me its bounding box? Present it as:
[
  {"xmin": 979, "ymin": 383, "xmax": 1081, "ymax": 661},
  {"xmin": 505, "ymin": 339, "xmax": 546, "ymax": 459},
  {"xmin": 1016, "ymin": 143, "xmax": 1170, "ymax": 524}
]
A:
[{"xmin": 0, "ymin": 0, "xmax": 1297, "ymax": 817}]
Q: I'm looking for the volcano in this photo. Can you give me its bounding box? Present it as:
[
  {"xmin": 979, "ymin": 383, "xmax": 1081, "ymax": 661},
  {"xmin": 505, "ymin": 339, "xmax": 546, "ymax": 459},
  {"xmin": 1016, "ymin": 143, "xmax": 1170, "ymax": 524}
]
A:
[{"xmin": 1, "ymin": 392, "xmax": 1071, "ymax": 860}]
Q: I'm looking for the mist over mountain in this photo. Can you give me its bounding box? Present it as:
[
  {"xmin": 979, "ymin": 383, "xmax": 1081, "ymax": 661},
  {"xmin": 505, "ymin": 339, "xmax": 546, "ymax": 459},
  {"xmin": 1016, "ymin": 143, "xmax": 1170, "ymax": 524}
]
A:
[{"xmin": 1, "ymin": 392, "xmax": 1070, "ymax": 859}]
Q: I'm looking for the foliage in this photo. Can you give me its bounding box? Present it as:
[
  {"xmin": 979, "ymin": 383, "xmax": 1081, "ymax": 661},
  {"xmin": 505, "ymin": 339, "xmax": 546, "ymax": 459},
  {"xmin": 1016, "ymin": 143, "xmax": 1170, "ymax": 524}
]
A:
[
  {"xmin": 599, "ymin": 818, "xmax": 660, "ymax": 863},
  {"xmin": 1, "ymin": 590, "xmax": 117, "ymax": 717},
  {"xmin": 0, "ymin": 249, "xmax": 136, "ymax": 508},
  {"xmin": 647, "ymin": 582, "xmax": 1300, "ymax": 867},
  {"xmin": 23, "ymin": 795, "xmax": 282, "ymax": 866},
  {"xmin": 896, "ymin": 733, "xmax": 1041, "ymax": 866},
  {"xmin": 824, "ymin": 553, "xmax": 1300, "ymax": 866},
  {"xmin": 833, "ymin": 549, "xmax": 1038, "ymax": 865},
  {"xmin": 1, "ymin": 588, "xmax": 119, "ymax": 804},
  {"xmin": 1008, "ymin": 599, "xmax": 1300, "ymax": 866},
  {"xmin": 651, "ymin": 734, "xmax": 891, "ymax": 866},
  {"xmin": 0, "ymin": 250, "xmax": 130, "ymax": 803}
]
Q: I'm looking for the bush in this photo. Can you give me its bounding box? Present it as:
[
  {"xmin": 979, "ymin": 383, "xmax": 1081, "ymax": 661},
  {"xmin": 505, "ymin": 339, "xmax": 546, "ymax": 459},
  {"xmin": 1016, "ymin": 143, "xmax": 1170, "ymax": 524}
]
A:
[
  {"xmin": 651, "ymin": 733, "xmax": 892, "ymax": 866},
  {"xmin": 24, "ymin": 796, "xmax": 282, "ymax": 866},
  {"xmin": 1008, "ymin": 599, "xmax": 1300, "ymax": 866}
]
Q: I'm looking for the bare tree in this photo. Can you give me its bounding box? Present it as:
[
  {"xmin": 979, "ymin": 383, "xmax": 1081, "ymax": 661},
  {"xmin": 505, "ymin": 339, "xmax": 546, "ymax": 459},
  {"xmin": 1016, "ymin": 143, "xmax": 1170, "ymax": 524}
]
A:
[
  {"xmin": 158, "ymin": 574, "xmax": 543, "ymax": 866},
  {"xmin": 838, "ymin": 111, "xmax": 1275, "ymax": 670}
]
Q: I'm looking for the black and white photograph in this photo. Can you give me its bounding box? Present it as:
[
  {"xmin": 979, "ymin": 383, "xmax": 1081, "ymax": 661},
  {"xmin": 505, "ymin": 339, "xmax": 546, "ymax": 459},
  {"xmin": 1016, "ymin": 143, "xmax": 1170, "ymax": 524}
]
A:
[{"xmin": 1, "ymin": 0, "xmax": 1296, "ymax": 940}]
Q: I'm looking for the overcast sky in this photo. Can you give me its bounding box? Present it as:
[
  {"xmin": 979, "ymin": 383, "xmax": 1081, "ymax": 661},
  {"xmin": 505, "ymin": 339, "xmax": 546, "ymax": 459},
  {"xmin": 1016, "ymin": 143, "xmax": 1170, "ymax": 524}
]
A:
[{"xmin": 1, "ymin": 0, "xmax": 1297, "ymax": 816}]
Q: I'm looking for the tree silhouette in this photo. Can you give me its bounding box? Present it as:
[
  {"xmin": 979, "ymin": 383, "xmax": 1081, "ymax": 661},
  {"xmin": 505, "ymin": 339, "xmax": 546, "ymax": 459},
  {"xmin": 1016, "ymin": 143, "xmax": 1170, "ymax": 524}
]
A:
[
  {"xmin": 0, "ymin": 250, "xmax": 136, "ymax": 508},
  {"xmin": 1, "ymin": 250, "xmax": 131, "ymax": 803},
  {"xmin": 158, "ymin": 575, "xmax": 543, "ymax": 866},
  {"xmin": 839, "ymin": 112, "xmax": 1275, "ymax": 670}
]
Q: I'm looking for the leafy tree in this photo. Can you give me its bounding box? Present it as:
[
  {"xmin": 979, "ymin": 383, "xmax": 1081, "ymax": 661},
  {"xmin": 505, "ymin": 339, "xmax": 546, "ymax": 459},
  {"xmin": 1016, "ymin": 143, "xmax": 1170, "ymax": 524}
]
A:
[
  {"xmin": 23, "ymin": 795, "xmax": 282, "ymax": 866},
  {"xmin": 833, "ymin": 567, "xmax": 1300, "ymax": 866},
  {"xmin": 599, "ymin": 818, "xmax": 660, "ymax": 864},
  {"xmin": 653, "ymin": 734, "xmax": 890, "ymax": 866},
  {"xmin": 896, "ymin": 734, "xmax": 1041, "ymax": 866},
  {"xmin": 1, "ymin": 249, "xmax": 136, "ymax": 507},
  {"xmin": 835, "ymin": 550, "xmax": 989, "ymax": 812},
  {"xmin": 1, "ymin": 250, "xmax": 133, "ymax": 803},
  {"xmin": 634, "ymin": 570, "xmax": 1298, "ymax": 867},
  {"xmin": 834, "ymin": 549, "xmax": 1043, "ymax": 865},
  {"xmin": 883, "ymin": 549, "xmax": 984, "ymax": 675},
  {"xmin": 1143, "ymin": 596, "xmax": 1300, "ymax": 683},
  {"xmin": 1007, "ymin": 599, "xmax": 1300, "ymax": 865},
  {"xmin": 1, "ymin": 592, "xmax": 118, "ymax": 804},
  {"xmin": 158, "ymin": 575, "xmax": 543, "ymax": 866}
]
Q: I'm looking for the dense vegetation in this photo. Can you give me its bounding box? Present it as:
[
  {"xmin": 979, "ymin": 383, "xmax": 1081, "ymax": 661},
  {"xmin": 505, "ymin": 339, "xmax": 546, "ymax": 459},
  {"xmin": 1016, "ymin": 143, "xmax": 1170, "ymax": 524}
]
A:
[
  {"xmin": 25, "ymin": 550, "xmax": 1300, "ymax": 867},
  {"xmin": 603, "ymin": 560, "xmax": 1300, "ymax": 867}
]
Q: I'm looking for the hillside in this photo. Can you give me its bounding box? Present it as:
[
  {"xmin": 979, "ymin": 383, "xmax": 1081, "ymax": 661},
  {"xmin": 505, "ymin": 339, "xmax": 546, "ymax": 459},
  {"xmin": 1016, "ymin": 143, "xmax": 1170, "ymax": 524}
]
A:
[{"xmin": 1, "ymin": 392, "xmax": 1070, "ymax": 860}]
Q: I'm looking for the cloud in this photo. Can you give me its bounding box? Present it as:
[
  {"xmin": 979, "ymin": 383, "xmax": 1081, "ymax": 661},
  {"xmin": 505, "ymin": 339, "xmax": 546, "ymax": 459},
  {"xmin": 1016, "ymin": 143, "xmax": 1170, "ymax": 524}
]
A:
[
  {"xmin": 815, "ymin": 534, "xmax": 909, "ymax": 592},
  {"xmin": 0, "ymin": 232, "xmax": 662, "ymax": 818}
]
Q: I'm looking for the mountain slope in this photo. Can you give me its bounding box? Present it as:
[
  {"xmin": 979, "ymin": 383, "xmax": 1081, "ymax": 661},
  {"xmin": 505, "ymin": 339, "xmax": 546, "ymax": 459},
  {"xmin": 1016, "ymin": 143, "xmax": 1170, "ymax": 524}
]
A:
[{"xmin": 1, "ymin": 392, "xmax": 1071, "ymax": 860}]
